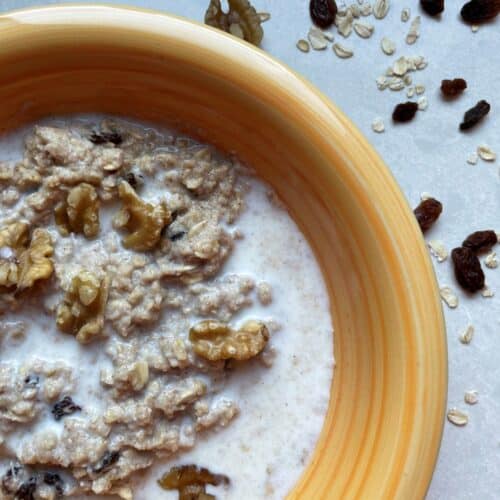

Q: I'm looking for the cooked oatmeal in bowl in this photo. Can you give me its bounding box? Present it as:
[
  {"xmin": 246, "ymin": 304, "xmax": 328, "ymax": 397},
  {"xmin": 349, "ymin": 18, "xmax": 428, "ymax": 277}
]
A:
[{"xmin": 0, "ymin": 116, "xmax": 334, "ymax": 499}]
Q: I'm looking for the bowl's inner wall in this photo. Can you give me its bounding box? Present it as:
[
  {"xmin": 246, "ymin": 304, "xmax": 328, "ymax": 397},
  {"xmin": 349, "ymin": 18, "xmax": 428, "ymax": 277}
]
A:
[{"xmin": 0, "ymin": 12, "xmax": 446, "ymax": 499}]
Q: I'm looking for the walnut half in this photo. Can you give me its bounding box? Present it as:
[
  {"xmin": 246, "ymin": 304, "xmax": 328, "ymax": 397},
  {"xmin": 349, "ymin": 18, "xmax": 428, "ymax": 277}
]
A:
[
  {"xmin": 56, "ymin": 271, "xmax": 109, "ymax": 343},
  {"xmin": 113, "ymin": 181, "xmax": 171, "ymax": 252},
  {"xmin": 55, "ymin": 183, "xmax": 100, "ymax": 238},
  {"xmin": 189, "ymin": 319, "xmax": 269, "ymax": 361},
  {"xmin": 0, "ymin": 222, "xmax": 54, "ymax": 291}
]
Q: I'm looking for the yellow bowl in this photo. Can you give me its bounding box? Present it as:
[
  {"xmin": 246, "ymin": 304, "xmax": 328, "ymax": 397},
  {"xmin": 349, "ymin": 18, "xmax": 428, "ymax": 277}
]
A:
[{"xmin": 0, "ymin": 5, "xmax": 447, "ymax": 499}]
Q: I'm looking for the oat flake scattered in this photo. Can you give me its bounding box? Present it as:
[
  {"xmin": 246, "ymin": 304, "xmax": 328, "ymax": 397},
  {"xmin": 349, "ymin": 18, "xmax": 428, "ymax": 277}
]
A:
[
  {"xmin": 440, "ymin": 286, "xmax": 458, "ymax": 309},
  {"xmin": 467, "ymin": 152, "xmax": 479, "ymax": 165},
  {"xmin": 464, "ymin": 391, "xmax": 479, "ymax": 405},
  {"xmin": 485, "ymin": 252, "xmax": 498, "ymax": 269},
  {"xmin": 389, "ymin": 77, "xmax": 405, "ymax": 91},
  {"xmin": 323, "ymin": 30, "xmax": 335, "ymax": 41},
  {"xmin": 428, "ymin": 240, "xmax": 448, "ymax": 262},
  {"xmin": 393, "ymin": 56, "xmax": 409, "ymax": 76},
  {"xmin": 350, "ymin": 4, "xmax": 361, "ymax": 18},
  {"xmin": 371, "ymin": 117, "xmax": 385, "ymax": 133},
  {"xmin": 297, "ymin": 39, "xmax": 310, "ymax": 52},
  {"xmin": 335, "ymin": 10, "xmax": 354, "ymax": 38},
  {"xmin": 477, "ymin": 145, "xmax": 496, "ymax": 162},
  {"xmin": 353, "ymin": 21, "xmax": 374, "ymax": 38},
  {"xmin": 257, "ymin": 12, "xmax": 271, "ymax": 22},
  {"xmin": 482, "ymin": 286, "xmax": 494, "ymax": 298},
  {"xmin": 308, "ymin": 26, "xmax": 329, "ymax": 50},
  {"xmin": 471, "ymin": 24, "xmax": 479, "ymax": 32},
  {"xmin": 447, "ymin": 408, "xmax": 468, "ymax": 427},
  {"xmin": 403, "ymin": 74, "xmax": 412, "ymax": 86},
  {"xmin": 406, "ymin": 16, "xmax": 421, "ymax": 45},
  {"xmin": 401, "ymin": 7, "xmax": 411, "ymax": 22},
  {"xmin": 360, "ymin": 3, "xmax": 373, "ymax": 16},
  {"xmin": 415, "ymin": 84, "xmax": 425, "ymax": 95},
  {"xmin": 381, "ymin": 37, "xmax": 396, "ymax": 55},
  {"xmin": 418, "ymin": 96, "xmax": 428, "ymax": 111},
  {"xmin": 459, "ymin": 325, "xmax": 474, "ymax": 344},
  {"xmin": 376, "ymin": 76, "xmax": 389, "ymax": 90},
  {"xmin": 420, "ymin": 192, "xmax": 433, "ymax": 201},
  {"xmin": 407, "ymin": 87, "xmax": 415, "ymax": 97},
  {"xmin": 333, "ymin": 43, "xmax": 354, "ymax": 58},
  {"xmin": 373, "ymin": 0, "xmax": 390, "ymax": 19}
]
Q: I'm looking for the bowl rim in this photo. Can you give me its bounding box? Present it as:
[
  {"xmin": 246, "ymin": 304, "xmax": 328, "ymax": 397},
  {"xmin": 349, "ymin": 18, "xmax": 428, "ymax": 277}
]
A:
[{"xmin": 0, "ymin": 4, "xmax": 448, "ymax": 499}]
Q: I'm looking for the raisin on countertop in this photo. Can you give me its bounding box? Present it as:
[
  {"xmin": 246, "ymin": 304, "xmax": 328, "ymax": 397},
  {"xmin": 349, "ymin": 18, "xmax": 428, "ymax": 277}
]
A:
[
  {"xmin": 462, "ymin": 230, "xmax": 498, "ymax": 253},
  {"xmin": 452, "ymin": 247, "xmax": 485, "ymax": 292},
  {"xmin": 392, "ymin": 102, "xmax": 419, "ymax": 123},
  {"xmin": 461, "ymin": 0, "xmax": 500, "ymax": 23},
  {"xmin": 310, "ymin": 0, "xmax": 338, "ymax": 28},
  {"xmin": 441, "ymin": 78, "xmax": 467, "ymax": 97},
  {"xmin": 421, "ymin": 0, "xmax": 445, "ymax": 16},
  {"xmin": 51, "ymin": 396, "xmax": 81, "ymax": 421},
  {"xmin": 414, "ymin": 198, "xmax": 443, "ymax": 232},
  {"xmin": 460, "ymin": 100, "xmax": 491, "ymax": 130}
]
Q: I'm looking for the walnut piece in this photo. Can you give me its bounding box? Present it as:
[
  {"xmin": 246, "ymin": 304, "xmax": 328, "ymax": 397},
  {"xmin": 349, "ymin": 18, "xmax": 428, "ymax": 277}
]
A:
[
  {"xmin": 55, "ymin": 183, "xmax": 100, "ymax": 238},
  {"xmin": 56, "ymin": 271, "xmax": 109, "ymax": 343},
  {"xmin": 205, "ymin": 0, "xmax": 264, "ymax": 46},
  {"xmin": 113, "ymin": 181, "xmax": 170, "ymax": 252},
  {"xmin": 189, "ymin": 319, "xmax": 269, "ymax": 361},
  {"xmin": 0, "ymin": 222, "xmax": 54, "ymax": 290}
]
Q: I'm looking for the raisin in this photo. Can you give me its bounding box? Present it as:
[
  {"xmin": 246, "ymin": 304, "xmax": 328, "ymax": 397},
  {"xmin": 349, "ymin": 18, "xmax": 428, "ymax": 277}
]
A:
[
  {"xmin": 392, "ymin": 102, "xmax": 419, "ymax": 123},
  {"xmin": 414, "ymin": 198, "xmax": 443, "ymax": 232},
  {"xmin": 461, "ymin": 0, "xmax": 500, "ymax": 23},
  {"xmin": 93, "ymin": 451, "xmax": 120, "ymax": 475},
  {"xmin": 460, "ymin": 100, "xmax": 491, "ymax": 130},
  {"xmin": 452, "ymin": 247, "xmax": 485, "ymax": 292},
  {"xmin": 43, "ymin": 472, "xmax": 64, "ymax": 495},
  {"xmin": 441, "ymin": 78, "xmax": 467, "ymax": 97},
  {"xmin": 421, "ymin": 0, "xmax": 444, "ymax": 15},
  {"xmin": 24, "ymin": 375, "xmax": 39, "ymax": 388},
  {"xmin": 462, "ymin": 230, "xmax": 498, "ymax": 253},
  {"xmin": 310, "ymin": 0, "xmax": 338, "ymax": 29},
  {"xmin": 51, "ymin": 396, "xmax": 81, "ymax": 421},
  {"xmin": 16, "ymin": 477, "xmax": 37, "ymax": 500},
  {"xmin": 89, "ymin": 131, "xmax": 123, "ymax": 145}
]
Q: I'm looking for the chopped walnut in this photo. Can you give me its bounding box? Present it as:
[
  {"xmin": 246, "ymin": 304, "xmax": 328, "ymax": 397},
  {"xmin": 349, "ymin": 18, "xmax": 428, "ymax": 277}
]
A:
[
  {"xmin": 113, "ymin": 181, "xmax": 170, "ymax": 251},
  {"xmin": 205, "ymin": 0, "xmax": 264, "ymax": 46},
  {"xmin": 56, "ymin": 271, "xmax": 109, "ymax": 343},
  {"xmin": 189, "ymin": 319, "xmax": 269, "ymax": 361},
  {"xmin": 55, "ymin": 183, "xmax": 100, "ymax": 238},
  {"xmin": 0, "ymin": 222, "xmax": 54, "ymax": 291}
]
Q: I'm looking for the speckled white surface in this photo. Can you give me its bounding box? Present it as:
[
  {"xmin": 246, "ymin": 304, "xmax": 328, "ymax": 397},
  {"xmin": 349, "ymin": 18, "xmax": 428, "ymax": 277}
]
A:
[{"xmin": 0, "ymin": 1, "xmax": 498, "ymax": 498}]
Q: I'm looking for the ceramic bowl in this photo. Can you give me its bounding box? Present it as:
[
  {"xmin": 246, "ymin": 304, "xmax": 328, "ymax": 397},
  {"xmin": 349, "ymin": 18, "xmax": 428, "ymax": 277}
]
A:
[{"xmin": 0, "ymin": 5, "xmax": 447, "ymax": 499}]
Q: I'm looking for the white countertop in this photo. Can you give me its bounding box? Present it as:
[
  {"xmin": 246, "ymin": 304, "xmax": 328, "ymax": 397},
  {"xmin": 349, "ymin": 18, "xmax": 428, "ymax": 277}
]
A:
[{"xmin": 0, "ymin": 1, "xmax": 498, "ymax": 498}]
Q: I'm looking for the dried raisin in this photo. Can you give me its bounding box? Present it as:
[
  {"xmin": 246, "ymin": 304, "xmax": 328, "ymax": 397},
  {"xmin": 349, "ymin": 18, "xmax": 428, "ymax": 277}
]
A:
[
  {"xmin": 414, "ymin": 198, "xmax": 443, "ymax": 232},
  {"xmin": 89, "ymin": 131, "xmax": 123, "ymax": 145},
  {"xmin": 462, "ymin": 230, "xmax": 498, "ymax": 253},
  {"xmin": 452, "ymin": 247, "xmax": 485, "ymax": 292},
  {"xmin": 93, "ymin": 450, "xmax": 120, "ymax": 474},
  {"xmin": 51, "ymin": 396, "xmax": 81, "ymax": 421},
  {"xmin": 16, "ymin": 477, "xmax": 37, "ymax": 500},
  {"xmin": 461, "ymin": 0, "xmax": 500, "ymax": 23},
  {"xmin": 392, "ymin": 102, "xmax": 419, "ymax": 123},
  {"xmin": 43, "ymin": 472, "xmax": 64, "ymax": 495},
  {"xmin": 310, "ymin": 0, "xmax": 338, "ymax": 29},
  {"xmin": 441, "ymin": 78, "xmax": 467, "ymax": 97},
  {"xmin": 460, "ymin": 100, "xmax": 491, "ymax": 130},
  {"xmin": 421, "ymin": 0, "xmax": 444, "ymax": 16}
]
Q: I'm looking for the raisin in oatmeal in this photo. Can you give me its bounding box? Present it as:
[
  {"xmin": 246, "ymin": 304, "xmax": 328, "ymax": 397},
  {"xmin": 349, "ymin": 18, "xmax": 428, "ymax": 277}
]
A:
[{"xmin": 0, "ymin": 116, "xmax": 334, "ymax": 500}]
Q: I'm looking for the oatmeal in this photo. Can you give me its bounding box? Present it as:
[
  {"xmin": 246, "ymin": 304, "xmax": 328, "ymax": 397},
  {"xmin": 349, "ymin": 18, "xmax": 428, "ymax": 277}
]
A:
[{"xmin": 0, "ymin": 116, "xmax": 334, "ymax": 499}]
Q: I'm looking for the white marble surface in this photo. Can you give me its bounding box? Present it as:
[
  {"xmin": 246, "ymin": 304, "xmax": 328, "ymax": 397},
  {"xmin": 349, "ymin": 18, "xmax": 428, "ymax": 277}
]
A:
[{"xmin": 0, "ymin": 1, "xmax": 499, "ymax": 498}]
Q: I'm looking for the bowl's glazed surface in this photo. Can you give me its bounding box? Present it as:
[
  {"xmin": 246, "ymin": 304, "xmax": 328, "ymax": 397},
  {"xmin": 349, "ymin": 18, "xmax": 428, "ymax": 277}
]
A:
[{"xmin": 0, "ymin": 6, "xmax": 447, "ymax": 499}]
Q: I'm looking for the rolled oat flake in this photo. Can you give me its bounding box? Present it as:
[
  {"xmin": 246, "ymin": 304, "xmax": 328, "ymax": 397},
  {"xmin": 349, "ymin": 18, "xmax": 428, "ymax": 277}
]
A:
[
  {"xmin": 373, "ymin": 0, "xmax": 390, "ymax": 19},
  {"xmin": 447, "ymin": 408, "xmax": 468, "ymax": 427},
  {"xmin": 464, "ymin": 390, "xmax": 479, "ymax": 405},
  {"xmin": 308, "ymin": 26, "xmax": 329, "ymax": 50},
  {"xmin": 353, "ymin": 21, "xmax": 374, "ymax": 38},
  {"xmin": 371, "ymin": 117, "xmax": 385, "ymax": 133},
  {"xmin": 297, "ymin": 39, "xmax": 311, "ymax": 52},
  {"xmin": 440, "ymin": 286, "xmax": 458, "ymax": 309},
  {"xmin": 333, "ymin": 43, "xmax": 354, "ymax": 58},
  {"xmin": 459, "ymin": 324, "xmax": 474, "ymax": 344},
  {"xmin": 381, "ymin": 37, "xmax": 396, "ymax": 55},
  {"xmin": 401, "ymin": 7, "xmax": 411, "ymax": 21},
  {"xmin": 406, "ymin": 16, "xmax": 421, "ymax": 44},
  {"xmin": 477, "ymin": 144, "xmax": 496, "ymax": 161}
]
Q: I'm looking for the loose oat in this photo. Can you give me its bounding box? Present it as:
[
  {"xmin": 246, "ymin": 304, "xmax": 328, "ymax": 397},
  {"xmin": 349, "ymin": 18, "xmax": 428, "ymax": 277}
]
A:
[
  {"xmin": 360, "ymin": 2, "xmax": 372, "ymax": 15},
  {"xmin": 464, "ymin": 390, "xmax": 479, "ymax": 405},
  {"xmin": 485, "ymin": 252, "xmax": 498, "ymax": 269},
  {"xmin": 428, "ymin": 240, "xmax": 448, "ymax": 262},
  {"xmin": 420, "ymin": 192, "xmax": 433, "ymax": 201},
  {"xmin": 297, "ymin": 39, "xmax": 311, "ymax": 52},
  {"xmin": 373, "ymin": 0, "xmax": 390, "ymax": 19},
  {"xmin": 459, "ymin": 325, "xmax": 474, "ymax": 344},
  {"xmin": 371, "ymin": 117, "xmax": 385, "ymax": 133},
  {"xmin": 401, "ymin": 7, "xmax": 410, "ymax": 21},
  {"xmin": 440, "ymin": 286, "xmax": 459, "ymax": 309},
  {"xmin": 389, "ymin": 78, "xmax": 405, "ymax": 91},
  {"xmin": 415, "ymin": 84, "xmax": 425, "ymax": 94},
  {"xmin": 335, "ymin": 10, "xmax": 354, "ymax": 37},
  {"xmin": 471, "ymin": 24, "xmax": 479, "ymax": 32},
  {"xmin": 381, "ymin": 37, "xmax": 396, "ymax": 55},
  {"xmin": 403, "ymin": 74, "xmax": 413, "ymax": 86},
  {"xmin": 323, "ymin": 30, "xmax": 335, "ymax": 41},
  {"xmin": 482, "ymin": 286, "xmax": 494, "ymax": 297},
  {"xmin": 406, "ymin": 16, "xmax": 421, "ymax": 45},
  {"xmin": 353, "ymin": 21, "xmax": 374, "ymax": 38},
  {"xmin": 467, "ymin": 152, "xmax": 479, "ymax": 165},
  {"xmin": 417, "ymin": 96, "xmax": 428, "ymax": 111},
  {"xmin": 376, "ymin": 76, "xmax": 389, "ymax": 90},
  {"xmin": 407, "ymin": 87, "xmax": 415, "ymax": 97},
  {"xmin": 333, "ymin": 43, "xmax": 354, "ymax": 58},
  {"xmin": 477, "ymin": 144, "xmax": 496, "ymax": 162},
  {"xmin": 447, "ymin": 408, "xmax": 469, "ymax": 427},
  {"xmin": 392, "ymin": 56, "xmax": 409, "ymax": 76},
  {"xmin": 308, "ymin": 26, "xmax": 329, "ymax": 49}
]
